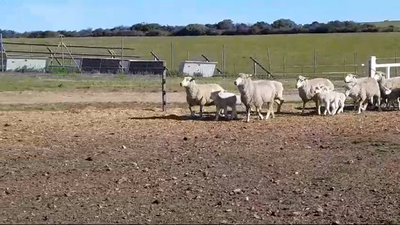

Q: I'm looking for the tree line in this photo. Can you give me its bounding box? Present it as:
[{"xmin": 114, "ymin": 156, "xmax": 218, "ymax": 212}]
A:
[{"xmin": 1, "ymin": 19, "xmax": 399, "ymax": 38}]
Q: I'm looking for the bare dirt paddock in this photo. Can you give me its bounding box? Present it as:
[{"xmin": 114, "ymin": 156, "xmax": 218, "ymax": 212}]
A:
[{"xmin": 1, "ymin": 91, "xmax": 400, "ymax": 224}]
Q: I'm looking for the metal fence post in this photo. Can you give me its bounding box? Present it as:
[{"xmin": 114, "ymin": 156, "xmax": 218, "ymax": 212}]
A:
[
  {"xmin": 0, "ymin": 33, "xmax": 3, "ymax": 72},
  {"xmin": 313, "ymin": 49, "xmax": 317, "ymax": 76}
]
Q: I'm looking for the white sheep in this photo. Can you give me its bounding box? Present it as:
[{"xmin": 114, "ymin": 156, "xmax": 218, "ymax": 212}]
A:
[
  {"xmin": 295, "ymin": 75, "xmax": 335, "ymax": 115},
  {"xmin": 381, "ymin": 86, "xmax": 400, "ymax": 111},
  {"xmin": 344, "ymin": 73, "xmax": 373, "ymax": 109},
  {"xmin": 373, "ymin": 71, "xmax": 400, "ymax": 108},
  {"xmin": 314, "ymin": 85, "xmax": 346, "ymax": 115},
  {"xmin": 237, "ymin": 78, "xmax": 284, "ymax": 114},
  {"xmin": 210, "ymin": 90, "xmax": 239, "ymax": 121},
  {"xmin": 180, "ymin": 76, "xmax": 224, "ymax": 118},
  {"xmin": 234, "ymin": 73, "xmax": 276, "ymax": 122},
  {"xmin": 344, "ymin": 77, "xmax": 382, "ymax": 114}
]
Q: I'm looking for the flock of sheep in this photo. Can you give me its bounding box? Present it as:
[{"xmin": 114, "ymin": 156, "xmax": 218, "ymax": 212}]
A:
[{"xmin": 179, "ymin": 71, "xmax": 400, "ymax": 122}]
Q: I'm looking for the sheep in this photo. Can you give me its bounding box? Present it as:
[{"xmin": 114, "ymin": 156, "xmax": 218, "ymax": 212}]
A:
[
  {"xmin": 237, "ymin": 78, "xmax": 284, "ymax": 114},
  {"xmin": 314, "ymin": 85, "xmax": 346, "ymax": 115},
  {"xmin": 180, "ymin": 76, "xmax": 224, "ymax": 118},
  {"xmin": 344, "ymin": 73, "xmax": 373, "ymax": 109},
  {"xmin": 381, "ymin": 86, "xmax": 400, "ymax": 111},
  {"xmin": 344, "ymin": 77, "xmax": 382, "ymax": 114},
  {"xmin": 210, "ymin": 90, "xmax": 239, "ymax": 121},
  {"xmin": 373, "ymin": 71, "xmax": 400, "ymax": 108},
  {"xmin": 234, "ymin": 73, "xmax": 276, "ymax": 122},
  {"xmin": 295, "ymin": 75, "xmax": 335, "ymax": 115}
]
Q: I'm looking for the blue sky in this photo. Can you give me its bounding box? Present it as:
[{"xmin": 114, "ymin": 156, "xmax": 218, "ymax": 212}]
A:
[{"xmin": 1, "ymin": 0, "xmax": 399, "ymax": 32}]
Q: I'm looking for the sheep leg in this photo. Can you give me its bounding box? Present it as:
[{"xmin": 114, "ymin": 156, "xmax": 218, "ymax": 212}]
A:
[
  {"xmin": 331, "ymin": 101, "xmax": 337, "ymax": 115},
  {"xmin": 330, "ymin": 101, "xmax": 336, "ymax": 115},
  {"xmin": 188, "ymin": 105, "xmax": 195, "ymax": 118},
  {"xmin": 333, "ymin": 99, "xmax": 340, "ymax": 115},
  {"xmin": 376, "ymin": 96, "xmax": 382, "ymax": 111},
  {"xmin": 223, "ymin": 105, "xmax": 229, "ymax": 120},
  {"xmin": 316, "ymin": 99, "xmax": 322, "ymax": 115},
  {"xmin": 266, "ymin": 101, "xmax": 275, "ymax": 120},
  {"xmin": 338, "ymin": 100, "xmax": 344, "ymax": 114},
  {"xmin": 358, "ymin": 99, "xmax": 364, "ymax": 114},
  {"xmin": 245, "ymin": 105, "xmax": 251, "ymax": 122},
  {"xmin": 199, "ymin": 105, "xmax": 204, "ymax": 118},
  {"xmin": 218, "ymin": 108, "xmax": 224, "ymax": 117},
  {"xmin": 301, "ymin": 101, "xmax": 307, "ymax": 115},
  {"xmin": 275, "ymin": 98, "xmax": 284, "ymax": 114},
  {"xmin": 323, "ymin": 100, "xmax": 329, "ymax": 115},
  {"xmin": 397, "ymin": 98, "xmax": 400, "ymax": 111},
  {"xmin": 214, "ymin": 106, "xmax": 220, "ymax": 121},
  {"xmin": 353, "ymin": 99, "xmax": 357, "ymax": 111},
  {"xmin": 232, "ymin": 105, "xmax": 238, "ymax": 120},
  {"xmin": 256, "ymin": 106, "xmax": 264, "ymax": 120}
]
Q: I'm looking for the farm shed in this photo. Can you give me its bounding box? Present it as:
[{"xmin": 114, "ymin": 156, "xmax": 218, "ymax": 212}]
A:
[
  {"xmin": 179, "ymin": 60, "xmax": 217, "ymax": 77},
  {"xmin": 99, "ymin": 58, "xmax": 121, "ymax": 74},
  {"xmin": 5, "ymin": 57, "xmax": 47, "ymax": 72},
  {"xmin": 80, "ymin": 58, "xmax": 102, "ymax": 73},
  {"xmin": 128, "ymin": 60, "xmax": 165, "ymax": 75}
]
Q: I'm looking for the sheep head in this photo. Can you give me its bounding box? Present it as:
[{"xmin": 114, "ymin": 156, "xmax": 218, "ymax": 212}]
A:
[
  {"xmin": 382, "ymin": 85, "xmax": 392, "ymax": 95},
  {"xmin": 234, "ymin": 73, "xmax": 252, "ymax": 86},
  {"xmin": 295, "ymin": 75, "xmax": 307, "ymax": 89},
  {"xmin": 180, "ymin": 76, "xmax": 195, "ymax": 87},
  {"xmin": 314, "ymin": 85, "xmax": 329, "ymax": 94},
  {"xmin": 344, "ymin": 74, "xmax": 357, "ymax": 83},
  {"xmin": 210, "ymin": 90, "xmax": 222, "ymax": 101},
  {"xmin": 373, "ymin": 71, "xmax": 385, "ymax": 82}
]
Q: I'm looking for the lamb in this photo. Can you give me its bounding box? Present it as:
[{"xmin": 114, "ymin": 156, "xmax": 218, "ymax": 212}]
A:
[
  {"xmin": 234, "ymin": 73, "xmax": 277, "ymax": 122},
  {"xmin": 180, "ymin": 76, "xmax": 225, "ymax": 118},
  {"xmin": 295, "ymin": 75, "xmax": 335, "ymax": 115},
  {"xmin": 314, "ymin": 85, "xmax": 346, "ymax": 115},
  {"xmin": 381, "ymin": 86, "xmax": 400, "ymax": 111},
  {"xmin": 210, "ymin": 90, "xmax": 240, "ymax": 121},
  {"xmin": 344, "ymin": 77, "xmax": 382, "ymax": 114}
]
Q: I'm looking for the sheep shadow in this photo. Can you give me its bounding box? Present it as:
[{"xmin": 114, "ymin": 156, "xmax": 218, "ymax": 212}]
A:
[{"xmin": 127, "ymin": 112, "xmax": 236, "ymax": 121}]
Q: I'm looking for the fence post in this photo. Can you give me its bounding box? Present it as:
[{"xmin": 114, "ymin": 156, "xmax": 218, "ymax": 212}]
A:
[
  {"xmin": 267, "ymin": 47, "xmax": 271, "ymax": 71},
  {"xmin": 170, "ymin": 41, "xmax": 173, "ymax": 70},
  {"xmin": 120, "ymin": 38, "xmax": 124, "ymax": 72},
  {"xmin": 354, "ymin": 52, "xmax": 358, "ymax": 74},
  {"xmin": 253, "ymin": 62, "xmax": 257, "ymax": 76},
  {"xmin": 283, "ymin": 55, "xmax": 286, "ymax": 76},
  {"xmin": 0, "ymin": 33, "xmax": 3, "ymax": 72},
  {"xmin": 186, "ymin": 50, "xmax": 189, "ymax": 60},
  {"xmin": 313, "ymin": 49, "xmax": 317, "ymax": 76},
  {"xmin": 222, "ymin": 44, "xmax": 226, "ymax": 76},
  {"xmin": 343, "ymin": 57, "xmax": 346, "ymax": 73},
  {"xmin": 395, "ymin": 53, "xmax": 398, "ymax": 75}
]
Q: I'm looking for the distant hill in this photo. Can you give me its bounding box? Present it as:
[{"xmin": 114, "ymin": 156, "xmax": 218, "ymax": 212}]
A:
[{"xmin": 368, "ymin": 20, "xmax": 400, "ymax": 27}]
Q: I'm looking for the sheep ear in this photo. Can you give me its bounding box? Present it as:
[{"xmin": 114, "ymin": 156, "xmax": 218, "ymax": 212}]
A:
[{"xmin": 190, "ymin": 77, "xmax": 195, "ymax": 81}]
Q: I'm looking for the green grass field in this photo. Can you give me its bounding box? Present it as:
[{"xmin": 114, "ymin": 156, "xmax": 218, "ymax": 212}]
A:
[
  {"xmin": 3, "ymin": 33, "xmax": 400, "ymax": 77},
  {"xmin": 0, "ymin": 73, "xmax": 347, "ymax": 93},
  {"xmin": 370, "ymin": 20, "xmax": 400, "ymax": 27}
]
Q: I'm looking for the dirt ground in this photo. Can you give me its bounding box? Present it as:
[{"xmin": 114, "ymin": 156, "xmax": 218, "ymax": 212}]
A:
[
  {"xmin": 1, "ymin": 90, "xmax": 400, "ymax": 224},
  {"xmin": 0, "ymin": 89, "xmax": 307, "ymax": 105}
]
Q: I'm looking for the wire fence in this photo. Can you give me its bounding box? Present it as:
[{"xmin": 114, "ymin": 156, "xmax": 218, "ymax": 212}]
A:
[{"xmin": 2, "ymin": 37, "xmax": 400, "ymax": 79}]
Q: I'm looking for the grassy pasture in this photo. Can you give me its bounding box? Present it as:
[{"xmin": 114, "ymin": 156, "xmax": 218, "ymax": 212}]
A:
[
  {"xmin": 370, "ymin": 20, "xmax": 400, "ymax": 27},
  {"xmin": 3, "ymin": 33, "xmax": 400, "ymax": 77},
  {"xmin": 0, "ymin": 73, "xmax": 348, "ymax": 93}
]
